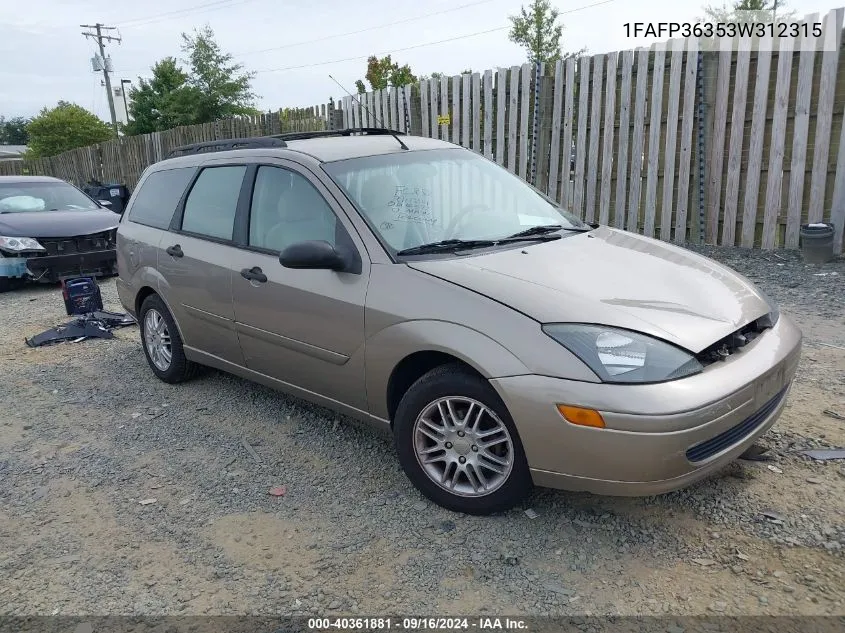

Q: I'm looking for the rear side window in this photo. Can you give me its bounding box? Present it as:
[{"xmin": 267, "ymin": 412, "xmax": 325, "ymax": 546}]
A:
[
  {"xmin": 128, "ymin": 167, "xmax": 195, "ymax": 229},
  {"xmin": 181, "ymin": 166, "xmax": 246, "ymax": 241}
]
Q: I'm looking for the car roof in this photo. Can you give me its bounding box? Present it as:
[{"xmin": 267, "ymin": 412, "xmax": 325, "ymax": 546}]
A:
[
  {"xmin": 152, "ymin": 134, "xmax": 458, "ymax": 171},
  {"xmin": 0, "ymin": 175, "xmax": 66, "ymax": 184}
]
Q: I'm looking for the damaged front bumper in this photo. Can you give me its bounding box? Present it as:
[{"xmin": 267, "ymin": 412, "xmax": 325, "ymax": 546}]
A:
[{"xmin": 0, "ymin": 249, "xmax": 117, "ymax": 284}]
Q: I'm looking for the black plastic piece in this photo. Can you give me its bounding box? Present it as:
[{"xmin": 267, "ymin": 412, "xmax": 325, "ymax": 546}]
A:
[{"xmin": 167, "ymin": 136, "xmax": 288, "ymax": 158}]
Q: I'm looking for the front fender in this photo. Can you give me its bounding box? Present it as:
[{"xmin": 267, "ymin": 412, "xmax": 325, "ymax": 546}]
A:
[{"xmin": 364, "ymin": 319, "xmax": 532, "ymax": 419}]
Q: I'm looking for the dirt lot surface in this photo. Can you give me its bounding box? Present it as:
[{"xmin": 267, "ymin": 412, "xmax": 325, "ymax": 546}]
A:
[{"xmin": 1, "ymin": 245, "xmax": 843, "ymax": 618}]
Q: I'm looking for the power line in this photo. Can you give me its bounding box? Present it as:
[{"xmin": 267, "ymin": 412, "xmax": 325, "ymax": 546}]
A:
[
  {"xmin": 233, "ymin": 0, "xmax": 497, "ymax": 58},
  {"xmin": 115, "ymin": 0, "xmax": 258, "ymax": 28},
  {"xmin": 251, "ymin": 0, "xmax": 618, "ymax": 75},
  {"xmin": 117, "ymin": 0, "xmax": 617, "ymax": 78}
]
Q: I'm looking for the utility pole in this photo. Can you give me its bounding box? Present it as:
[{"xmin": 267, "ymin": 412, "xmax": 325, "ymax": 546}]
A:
[{"xmin": 81, "ymin": 23, "xmax": 121, "ymax": 137}]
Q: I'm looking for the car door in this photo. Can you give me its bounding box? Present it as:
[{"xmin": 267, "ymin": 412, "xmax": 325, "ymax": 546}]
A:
[
  {"xmin": 228, "ymin": 162, "xmax": 370, "ymax": 412},
  {"xmin": 156, "ymin": 162, "xmax": 249, "ymax": 366}
]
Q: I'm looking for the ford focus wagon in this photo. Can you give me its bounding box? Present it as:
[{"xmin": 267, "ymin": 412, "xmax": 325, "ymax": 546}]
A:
[{"xmin": 116, "ymin": 129, "xmax": 802, "ymax": 515}]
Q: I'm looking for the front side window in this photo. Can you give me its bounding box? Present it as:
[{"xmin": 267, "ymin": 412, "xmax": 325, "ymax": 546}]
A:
[
  {"xmin": 248, "ymin": 165, "xmax": 337, "ymax": 252},
  {"xmin": 322, "ymin": 148, "xmax": 586, "ymax": 255},
  {"xmin": 181, "ymin": 166, "xmax": 246, "ymax": 241},
  {"xmin": 0, "ymin": 180, "xmax": 99, "ymax": 214},
  {"xmin": 128, "ymin": 167, "xmax": 196, "ymax": 229}
]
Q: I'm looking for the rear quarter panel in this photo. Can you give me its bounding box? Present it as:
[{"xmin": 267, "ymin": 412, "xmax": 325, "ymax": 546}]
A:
[{"xmin": 116, "ymin": 219, "xmax": 167, "ymax": 317}]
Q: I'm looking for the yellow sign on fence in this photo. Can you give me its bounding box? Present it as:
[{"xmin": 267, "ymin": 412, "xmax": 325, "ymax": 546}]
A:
[{"xmin": 437, "ymin": 114, "xmax": 451, "ymax": 126}]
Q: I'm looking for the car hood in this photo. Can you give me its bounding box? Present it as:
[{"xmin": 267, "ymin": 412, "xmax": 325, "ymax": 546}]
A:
[
  {"xmin": 406, "ymin": 226, "xmax": 771, "ymax": 353},
  {"xmin": 0, "ymin": 209, "xmax": 119, "ymax": 238}
]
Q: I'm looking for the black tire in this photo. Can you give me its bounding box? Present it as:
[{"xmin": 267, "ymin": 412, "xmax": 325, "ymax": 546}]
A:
[
  {"xmin": 138, "ymin": 294, "xmax": 199, "ymax": 384},
  {"xmin": 393, "ymin": 363, "xmax": 533, "ymax": 515}
]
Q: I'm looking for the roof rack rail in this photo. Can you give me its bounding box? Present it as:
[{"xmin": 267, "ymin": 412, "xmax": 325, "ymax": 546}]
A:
[
  {"xmin": 167, "ymin": 136, "xmax": 287, "ymax": 158},
  {"xmin": 166, "ymin": 127, "xmax": 409, "ymax": 159},
  {"xmin": 270, "ymin": 127, "xmax": 406, "ymax": 142}
]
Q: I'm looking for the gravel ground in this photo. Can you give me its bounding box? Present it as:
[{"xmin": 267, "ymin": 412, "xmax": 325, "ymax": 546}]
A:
[{"xmin": 0, "ymin": 244, "xmax": 843, "ymax": 618}]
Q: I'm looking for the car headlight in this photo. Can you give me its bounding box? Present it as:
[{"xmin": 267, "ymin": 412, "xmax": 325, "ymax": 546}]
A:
[
  {"xmin": 542, "ymin": 324, "xmax": 704, "ymax": 384},
  {"xmin": 755, "ymin": 288, "xmax": 780, "ymax": 327},
  {"xmin": 0, "ymin": 236, "xmax": 45, "ymax": 253}
]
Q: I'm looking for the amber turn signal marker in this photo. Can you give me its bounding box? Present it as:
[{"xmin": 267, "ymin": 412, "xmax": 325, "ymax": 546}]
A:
[{"xmin": 556, "ymin": 405, "xmax": 606, "ymax": 428}]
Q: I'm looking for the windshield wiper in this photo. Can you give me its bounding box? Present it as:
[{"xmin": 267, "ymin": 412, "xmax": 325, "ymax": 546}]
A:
[
  {"xmin": 396, "ymin": 239, "xmax": 497, "ymax": 256},
  {"xmin": 504, "ymin": 224, "xmax": 592, "ymax": 239}
]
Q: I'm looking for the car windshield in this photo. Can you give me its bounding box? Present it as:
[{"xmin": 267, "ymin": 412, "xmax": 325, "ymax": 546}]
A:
[
  {"xmin": 322, "ymin": 148, "xmax": 587, "ymax": 255},
  {"xmin": 0, "ymin": 181, "xmax": 99, "ymax": 213}
]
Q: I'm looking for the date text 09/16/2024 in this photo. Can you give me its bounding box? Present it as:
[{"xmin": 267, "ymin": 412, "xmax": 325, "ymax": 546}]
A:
[
  {"xmin": 307, "ymin": 617, "xmax": 528, "ymax": 631},
  {"xmin": 623, "ymin": 21, "xmax": 823, "ymax": 39}
]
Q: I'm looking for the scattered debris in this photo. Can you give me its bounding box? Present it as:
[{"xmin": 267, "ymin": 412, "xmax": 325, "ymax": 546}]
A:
[
  {"xmin": 762, "ymin": 510, "xmax": 785, "ymax": 524},
  {"xmin": 807, "ymin": 477, "xmax": 824, "ymax": 484},
  {"xmin": 692, "ymin": 558, "xmax": 717, "ymax": 567},
  {"xmin": 767, "ymin": 465, "xmax": 783, "ymax": 474},
  {"xmin": 739, "ymin": 443, "xmax": 772, "ymax": 462},
  {"xmin": 822, "ymin": 409, "xmax": 845, "ymax": 421},
  {"xmin": 25, "ymin": 311, "xmax": 136, "ymax": 347},
  {"xmin": 801, "ymin": 449, "xmax": 845, "ymax": 461},
  {"xmin": 138, "ymin": 498, "xmax": 157, "ymax": 506},
  {"xmin": 735, "ymin": 550, "xmax": 750, "ymax": 561},
  {"xmin": 814, "ymin": 341, "xmax": 845, "ymax": 351},
  {"xmin": 241, "ymin": 438, "xmax": 263, "ymax": 464},
  {"xmin": 524, "ymin": 508, "xmax": 538, "ymax": 519},
  {"xmin": 268, "ymin": 486, "xmax": 287, "ymax": 497}
]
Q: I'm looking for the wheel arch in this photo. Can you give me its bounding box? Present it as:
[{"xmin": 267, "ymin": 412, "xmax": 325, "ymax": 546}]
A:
[{"xmin": 366, "ymin": 320, "xmax": 531, "ymax": 422}]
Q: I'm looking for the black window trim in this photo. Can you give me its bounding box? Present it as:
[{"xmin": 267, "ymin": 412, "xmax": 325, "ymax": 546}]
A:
[
  {"xmin": 125, "ymin": 165, "xmax": 198, "ymax": 230},
  {"xmin": 168, "ymin": 163, "xmax": 253, "ymax": 246},
  {"xmin": 234, "ymin": 162, "xmax": 363, "ymax": 274}
]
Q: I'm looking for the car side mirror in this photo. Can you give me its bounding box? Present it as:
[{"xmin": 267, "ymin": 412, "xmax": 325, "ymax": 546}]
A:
[
  {"xmin": 279, "ymin": 240, "xmax": 348, "ymax": 272},
  {"xmin": 99, "ymin": 200, "xmax": 112, "ymax": 207}
]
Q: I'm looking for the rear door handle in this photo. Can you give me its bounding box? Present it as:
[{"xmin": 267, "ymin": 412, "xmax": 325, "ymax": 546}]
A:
[
  {"xmin": 240, "ymin": 266, "xmax": 267, "ymax": 283},
  {"xmin": 165, "ymin": 244, "xmax": 183, "ymax": 258}
]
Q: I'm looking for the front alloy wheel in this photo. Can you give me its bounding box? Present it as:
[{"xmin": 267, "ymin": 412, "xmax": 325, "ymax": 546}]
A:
[
  {"xmin": 394, "ymin": 364, "xmax": 532, "ymax": 515},
  {"xmin": 413, "ymin": 396, "xmax": 514, "ymax": 497}
]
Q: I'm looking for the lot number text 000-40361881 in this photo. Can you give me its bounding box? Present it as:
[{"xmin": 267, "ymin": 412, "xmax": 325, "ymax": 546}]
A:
[
  {"xmin": 622, "ymin": 21, "xmax": 823, "ymax": 39},
  {"xmin": 307, "ymin": 617, "xmax": 530, "ymax": 630}
]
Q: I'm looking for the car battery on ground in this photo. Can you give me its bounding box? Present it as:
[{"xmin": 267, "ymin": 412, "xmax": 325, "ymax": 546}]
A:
[{"xmin": 62, "ymin": 276, "xmax": 104, "ymax": 315}]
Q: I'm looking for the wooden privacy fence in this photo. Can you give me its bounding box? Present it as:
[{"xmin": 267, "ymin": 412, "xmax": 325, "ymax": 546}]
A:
[
  {"xmin": 0, "ymin": 105, "xmax": 337, "ymax": 192},
  {"xmin": 342, "ymin": 7, "xmax": 845, "ymax": 255},
  {"xmin": 4, "ymin": 7, "xmax": 845, "ymax": 254}
]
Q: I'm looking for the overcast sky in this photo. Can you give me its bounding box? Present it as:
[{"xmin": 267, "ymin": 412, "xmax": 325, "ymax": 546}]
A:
[{"xmin": 1, "ymin": 0, "xmax": 843, "ymax": 120}]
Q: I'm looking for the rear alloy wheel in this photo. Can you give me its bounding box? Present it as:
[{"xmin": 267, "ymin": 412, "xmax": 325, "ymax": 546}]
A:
[
  {"xmin": 139, "ymin": 294, "xmax": 199, "ymax": 384},
  {"xmin": 394, "ymin": 364, "xmax": 532, "ymax": 514}
]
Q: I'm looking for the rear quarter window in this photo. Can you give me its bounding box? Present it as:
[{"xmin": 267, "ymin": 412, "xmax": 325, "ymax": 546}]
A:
[{"xmin": 127, "ymin": 167, "xmax": 196, "ymax": 229}]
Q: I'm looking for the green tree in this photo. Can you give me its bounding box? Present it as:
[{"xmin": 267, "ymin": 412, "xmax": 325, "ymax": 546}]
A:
[
  {"xmin": 25, "ymin": 102, "xmax": 112, "ymax": 158},
  {"xmin": 508, "ymin": 0, "xmax": 586, "ymax": 64},
  {"xmin": 355, "ymin": 55, "xmax": 417, "ymax": 93},
  {"xmin": 180, "ymin": 25, "xmax": 257, "ymax": 121},
  {"xmin": 0, "ymin": 116, "xmax": 31, "ymax": 145},
  {"xmin": 701, "ymin": 0, "xmax": 795, "ymax": 22},
  {"xmin": 124, "ymin": 57, "xmax": 200, "ymax": 135}
]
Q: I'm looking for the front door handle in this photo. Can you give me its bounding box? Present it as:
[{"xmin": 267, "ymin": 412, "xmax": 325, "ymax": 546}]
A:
[
  {"xmin": 165, "ymin": 244, "xmax": 183, "ymax": 258},
  {"xmin": 240, "ymin": 266, "xmax": 267, "ymax": 283}
]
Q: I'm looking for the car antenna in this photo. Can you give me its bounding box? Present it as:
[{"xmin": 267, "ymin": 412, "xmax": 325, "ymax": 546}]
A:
[{"xmin": 328, "ymin": 74, "xmax": 409, "ymax": 151}]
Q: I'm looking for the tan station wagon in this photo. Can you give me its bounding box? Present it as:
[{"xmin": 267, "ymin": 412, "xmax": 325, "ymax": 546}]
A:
[{"xmin": 116, "ymin": 128, "xmax": 802, "ymax": 515}]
